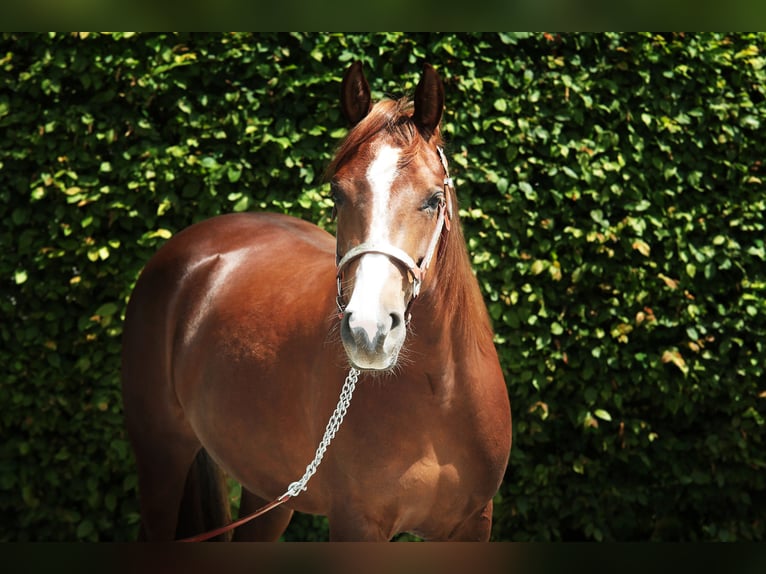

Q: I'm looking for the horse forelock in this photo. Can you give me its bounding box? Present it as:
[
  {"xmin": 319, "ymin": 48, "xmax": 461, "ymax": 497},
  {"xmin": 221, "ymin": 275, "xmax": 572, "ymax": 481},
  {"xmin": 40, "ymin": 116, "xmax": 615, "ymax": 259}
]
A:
[{"xmin": 325, "ymin": 97, "xmax": 443, "ymax": 178}]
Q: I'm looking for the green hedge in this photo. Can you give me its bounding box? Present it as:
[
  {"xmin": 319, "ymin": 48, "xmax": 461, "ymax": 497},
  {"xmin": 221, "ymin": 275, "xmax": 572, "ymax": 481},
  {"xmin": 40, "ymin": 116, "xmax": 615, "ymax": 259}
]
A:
[{"xmin": 1, "ymin": 32, "xmax": 764, "ymax": 541}]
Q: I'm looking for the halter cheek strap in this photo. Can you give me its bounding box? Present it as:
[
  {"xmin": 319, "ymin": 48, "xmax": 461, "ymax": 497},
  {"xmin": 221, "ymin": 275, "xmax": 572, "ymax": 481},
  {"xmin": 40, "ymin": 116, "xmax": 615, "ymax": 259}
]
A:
[
  {"xmin": 436, "ymin": 146, "xmax": 454, "ymax": 232},
  {"xmin": 335, "ymin": 146, "xmax": 454, "ymax": 319}
]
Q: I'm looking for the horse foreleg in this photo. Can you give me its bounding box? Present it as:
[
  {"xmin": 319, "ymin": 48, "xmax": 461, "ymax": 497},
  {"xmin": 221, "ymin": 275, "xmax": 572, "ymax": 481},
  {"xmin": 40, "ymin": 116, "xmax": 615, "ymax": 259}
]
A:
[
  {"xmin": 328, "ymin": 506, "xmax": 391, "ymax": 541},
  {"xmin": 231, "ymin": 489, "xmax": 294, "ymax": 541},
  {"xmin": 445, "ymin": 500, "xmax": 494, "ymax": 541}
]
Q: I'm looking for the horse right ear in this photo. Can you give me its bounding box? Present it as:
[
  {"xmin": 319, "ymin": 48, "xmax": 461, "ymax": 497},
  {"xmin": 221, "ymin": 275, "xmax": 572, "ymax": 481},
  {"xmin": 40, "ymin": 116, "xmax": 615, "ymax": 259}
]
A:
[{"xmin": 341, "ymin": 61, "xmax": 372, "ymax": 126}]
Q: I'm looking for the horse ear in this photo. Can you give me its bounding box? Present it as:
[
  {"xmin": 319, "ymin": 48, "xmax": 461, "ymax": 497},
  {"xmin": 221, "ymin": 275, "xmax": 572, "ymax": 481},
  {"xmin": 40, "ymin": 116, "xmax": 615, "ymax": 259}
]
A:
[
  {"xmin": 341, "ymin": 61, "xmax": 372, "ymax": 126},
  {"xmin": 413, "ymin": 63, "xmax": 444, "ymax": 140}
]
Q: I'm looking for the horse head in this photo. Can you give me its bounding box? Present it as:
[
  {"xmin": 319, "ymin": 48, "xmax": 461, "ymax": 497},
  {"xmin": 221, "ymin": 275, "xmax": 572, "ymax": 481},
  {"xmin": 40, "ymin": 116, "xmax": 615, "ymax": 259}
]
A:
[{"xmin": 331, "ymin": 62, "xmax": 453, "ymax": 371}]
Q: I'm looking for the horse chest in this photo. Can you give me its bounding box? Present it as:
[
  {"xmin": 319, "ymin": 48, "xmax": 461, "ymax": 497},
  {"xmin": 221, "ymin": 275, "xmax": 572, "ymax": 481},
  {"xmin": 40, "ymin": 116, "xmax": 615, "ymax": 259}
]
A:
[{"xmin": 331, "ymin": 390, "xmax": 499, "ymax": 502}]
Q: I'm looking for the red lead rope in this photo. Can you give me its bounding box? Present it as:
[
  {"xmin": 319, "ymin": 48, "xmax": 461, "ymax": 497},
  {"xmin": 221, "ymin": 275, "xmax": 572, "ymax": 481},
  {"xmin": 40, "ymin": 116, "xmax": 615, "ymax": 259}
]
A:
[{"xmin": 177, "ymin": 493, "xmax": 292, "ymax": 542}]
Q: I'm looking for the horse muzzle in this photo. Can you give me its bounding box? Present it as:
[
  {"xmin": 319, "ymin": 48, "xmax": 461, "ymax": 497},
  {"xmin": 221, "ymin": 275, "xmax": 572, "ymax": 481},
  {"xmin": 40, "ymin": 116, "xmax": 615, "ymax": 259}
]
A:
[
  {"xmin": 340, "ymin": 307, "xmax": 404, "ymax": 371},
  {"xmin": 337, "ymin": 252, "xmax": 409, "ymax": 371}
]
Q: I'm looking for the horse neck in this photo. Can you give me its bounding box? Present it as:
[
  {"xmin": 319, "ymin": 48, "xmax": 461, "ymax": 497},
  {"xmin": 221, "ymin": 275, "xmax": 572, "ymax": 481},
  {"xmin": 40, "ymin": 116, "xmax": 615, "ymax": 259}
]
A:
[{"xmin": 412, "ymin": 221, "xmax": 497, "ymax": 376}]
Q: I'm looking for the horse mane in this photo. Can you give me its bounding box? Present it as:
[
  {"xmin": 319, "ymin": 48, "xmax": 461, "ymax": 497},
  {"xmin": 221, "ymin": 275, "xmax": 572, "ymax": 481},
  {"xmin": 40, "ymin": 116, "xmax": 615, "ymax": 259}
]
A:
[
  {"xmin": 434, "ymin": 192, "xmax": 496, "ymax": 351},
  {"xmin": 326, "ymin": 97, "xmax": 496, "ymax": 349}
]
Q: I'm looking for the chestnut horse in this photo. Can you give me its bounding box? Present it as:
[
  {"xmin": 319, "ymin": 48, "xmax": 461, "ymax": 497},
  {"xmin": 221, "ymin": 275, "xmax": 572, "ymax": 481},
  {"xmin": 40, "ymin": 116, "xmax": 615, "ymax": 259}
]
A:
[{"xmin": 121, "ymin": 62, "xmax": 511, "ymax": 541}]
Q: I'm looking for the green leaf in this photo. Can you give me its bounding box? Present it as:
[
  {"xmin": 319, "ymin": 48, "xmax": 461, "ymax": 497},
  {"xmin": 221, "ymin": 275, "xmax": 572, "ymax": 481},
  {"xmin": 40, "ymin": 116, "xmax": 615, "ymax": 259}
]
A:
[
  {"xmin": 95, "ymin": 302, "xmax": 118, "ymax": 317},
  {"xmin": 594, "ymin": 409, "xmax": 612, "ymax": 422},
  {"xmin": 76, "ymin": 520, "xmax": 94, "ymax": 539},
  {"xmin": 201, "ymin": 156, "xmax": 219, "ymax": 169},
  {"xmin": 232, "ymin": 196, "xmax": 250, "ymax": 212},
  {"xmin": 530, "ymin": 260, "xmax": 547, "ymax": 275},
  {"xmin": 147, "ymin": 229, "xmax": 173, "ymax": 240},
  {"xmin": 518, "ymin": 181, "xmax": 537, "ymax": 201},
  {"xmin": 227, "ymin": 166, "xmax": 242, "ymax": 183}
]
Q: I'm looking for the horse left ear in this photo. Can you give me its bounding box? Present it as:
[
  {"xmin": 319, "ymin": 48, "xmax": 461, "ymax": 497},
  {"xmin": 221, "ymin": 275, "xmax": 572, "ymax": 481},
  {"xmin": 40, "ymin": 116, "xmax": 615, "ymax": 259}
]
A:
[{"xmin": 413, "ymin": 63, "xmax": 445, "ymax": 140}]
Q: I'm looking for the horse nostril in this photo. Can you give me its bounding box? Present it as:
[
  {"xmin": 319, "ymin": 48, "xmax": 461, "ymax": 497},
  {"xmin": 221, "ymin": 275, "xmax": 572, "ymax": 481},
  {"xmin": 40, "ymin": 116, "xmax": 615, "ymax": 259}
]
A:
[{"xmin": 390, "ymin": 312, "xmax": 403, "ymax": 331}]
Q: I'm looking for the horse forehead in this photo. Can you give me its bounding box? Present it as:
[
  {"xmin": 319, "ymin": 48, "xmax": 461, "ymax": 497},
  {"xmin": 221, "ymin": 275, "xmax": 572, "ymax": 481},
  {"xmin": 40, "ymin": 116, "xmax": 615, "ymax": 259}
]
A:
[
  {"xmin": 365, "ymin": 142, "xmax": 401, "ymax": 188},
  {"xmin": 363, "ymin": 140, "xmax": 436, "ymax": 194},
  {"xmin": 363, "ymin": 142, "xmax": 401, "ymax": 242}
]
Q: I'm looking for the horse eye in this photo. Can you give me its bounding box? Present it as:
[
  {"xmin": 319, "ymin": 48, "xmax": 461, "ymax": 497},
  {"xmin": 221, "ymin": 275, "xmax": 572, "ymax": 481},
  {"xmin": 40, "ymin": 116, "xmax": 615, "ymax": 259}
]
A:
[
  {"xmin": 331, "ymin": 184, "xmax": 345, "ymax": 206},
  {"xmin": 422, "ymin": 191, "xmax": 444, "ymax": 212}
]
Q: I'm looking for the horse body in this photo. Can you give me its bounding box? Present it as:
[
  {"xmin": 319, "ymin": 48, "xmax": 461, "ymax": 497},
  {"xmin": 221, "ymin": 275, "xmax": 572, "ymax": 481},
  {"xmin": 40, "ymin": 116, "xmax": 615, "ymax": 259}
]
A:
[{"xmin": 122, "ymin": 63, "xmax": 511, "ymax": 541}]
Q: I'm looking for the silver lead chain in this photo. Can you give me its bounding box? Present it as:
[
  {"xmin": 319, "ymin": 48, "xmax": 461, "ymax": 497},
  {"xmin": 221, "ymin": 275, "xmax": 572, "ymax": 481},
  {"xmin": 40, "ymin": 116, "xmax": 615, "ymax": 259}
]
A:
[{"xmin": 284, "ymin": 367, "xmax": 360, "ymax": 498}]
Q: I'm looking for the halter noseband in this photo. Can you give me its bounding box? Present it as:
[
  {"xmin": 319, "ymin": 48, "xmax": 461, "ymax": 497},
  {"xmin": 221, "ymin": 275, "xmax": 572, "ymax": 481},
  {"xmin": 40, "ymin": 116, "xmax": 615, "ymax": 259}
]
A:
[{"xmin": 335, "ymin": 146, "xmax": 454, "ymax": 320}]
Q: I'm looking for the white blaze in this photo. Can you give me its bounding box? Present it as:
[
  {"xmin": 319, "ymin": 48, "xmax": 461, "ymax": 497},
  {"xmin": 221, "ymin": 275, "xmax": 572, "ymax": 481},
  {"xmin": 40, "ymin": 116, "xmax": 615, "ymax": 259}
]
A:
[
  {"xmin": 366, "ymin": 143, "xmax": 399, "ymax": 244},
  {"xmin": 345, "ymin": 144, "xmax": 402, "ymax": 345}
]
